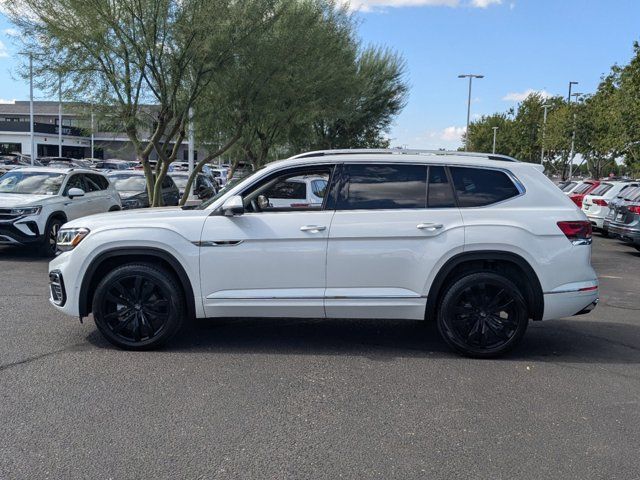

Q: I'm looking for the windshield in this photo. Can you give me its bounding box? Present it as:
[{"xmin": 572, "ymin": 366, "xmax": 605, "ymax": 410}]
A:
[
  {"xmin": 109, "ymin": 174, "xmax": 147, "ymax": 192},
  {"xmin": 561, "ymin": 181, "xmax": 577, "ymax": 192},
  {"xmin": 170, "ymin": 175, "xmax": 189, "ymax": 189},
  {"xmin": 0, "ymin": 171, "xmax": 65, "ymax": 195}
]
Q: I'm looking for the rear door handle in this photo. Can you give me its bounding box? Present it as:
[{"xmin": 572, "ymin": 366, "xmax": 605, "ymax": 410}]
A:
[
  {"xmin": 300, "ymin": 225, "xmax": 327, "ymax": 232},
  {"xmin": 417, "ymin": 223, "xmax": 444, "ymax": 231}
]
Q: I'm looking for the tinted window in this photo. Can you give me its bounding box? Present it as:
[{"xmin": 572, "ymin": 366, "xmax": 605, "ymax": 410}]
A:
[
  {"xmin": 589, "ymin": 183, "xmax": 613, "ymax": 196},
  {"xmin": 64, "ymin": 174, "xmax": 84, "ymax": 195},
  {"xmin": 428, "ymin": 166, "xmax": 455, "ymax": 208},
  {"xmin": 162, "ymin": 176, "xmax": 175, "ymax": 189},
  {"xmin": 561, "ymin": 181, "xmax": 577, "ymax": 192},
  {"xmin": 266, "ymin": 180, "xmax": 306, "ymax": 200},
  {"xmin": 337, "ymin": 164, "xmax": 427, "ymax": 210},
  {"xmin": 450, "ymin": 167, "xmax": 520, "ymax": 207},
  {"xmin": 311, "ymin": 179, "xmax": 328, "ymax": 198},
  {"xmin": 83, "ymin": 174, "xmax": 102, "ymax": 192},
  {"xmin": 622, "ymin": 186, "xmax": 640, "ymax": 200},
  {"xmin": 572, "ymin": 182, "xmax": 594, "ymax": 195}
]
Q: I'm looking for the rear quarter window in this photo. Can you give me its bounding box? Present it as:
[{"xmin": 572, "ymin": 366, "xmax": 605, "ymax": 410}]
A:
[{"xmin": 450, "ymin": 167, "xmax": 520, "ymax": 207}]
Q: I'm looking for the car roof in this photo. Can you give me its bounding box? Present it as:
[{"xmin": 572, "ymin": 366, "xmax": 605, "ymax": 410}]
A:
[
  {"xmin": 264, "ymin": 149, "xmax": 545, "ymax": 173},
  {"xmin": 7, "ymin": 166, "xmax": 104, "ymax": 175}
]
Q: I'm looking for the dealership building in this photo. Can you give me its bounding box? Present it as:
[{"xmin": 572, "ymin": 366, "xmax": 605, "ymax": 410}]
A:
[{"xmin": 0, "ymin": 100, "xmax": 195, "ymax": 161}]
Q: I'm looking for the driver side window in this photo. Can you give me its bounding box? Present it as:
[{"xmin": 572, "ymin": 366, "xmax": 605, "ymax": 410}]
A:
[
  {"xmin": 241, "ymin": 166, "xmax": 334, "ymax": 213},
  {"xmin": 63, "ymin": 174, "xmax": 84, "ymax": 196}
]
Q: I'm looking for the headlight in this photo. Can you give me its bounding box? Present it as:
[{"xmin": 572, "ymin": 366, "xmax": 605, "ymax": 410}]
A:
[
  {"xmin": 57, "ymin": 228, "xmax": 90, "ymax": 252},
  {"xmin": 121, "ymin": 198, "xmax": 141, "ymax": 209},
  {"xmin": 10, "ymin": 205, "xmax": 42, "ymax": 216}
]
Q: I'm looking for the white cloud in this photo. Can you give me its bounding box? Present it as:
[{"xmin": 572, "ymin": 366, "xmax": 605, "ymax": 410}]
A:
[
  {"xmin": 470, "ymin": 0, "xmax": 501, "ymax": 7},
  {"xmin": 345, "ymin": 0, "xmax": 502, "ymax": 12},
  {"xmin": 3, "ymin": 28, "xmax": 20, "ymax": 37},
  {"xmin": 0, "ymin": 40, "xmax": 9, "ymax": 58},
  {"xmin": 0, "ymin": 99, "xmax": 16, "ymax": 104},
  {"xmin": 439, "ymin": 126, "xmax": 466, "ymax": 141},
  {"xmin": 502, "ymin": 89, "xmax": 552, "ymax": 102}
]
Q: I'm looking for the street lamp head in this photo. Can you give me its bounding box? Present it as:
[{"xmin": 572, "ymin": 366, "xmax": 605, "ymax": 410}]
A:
[
  {"xmin": 458, "ymin": 74, "xmax": 484, "ymax": 79},
  {"xmin": 569, "ymin": 81, "xmax": 579, "ymax": 86}
]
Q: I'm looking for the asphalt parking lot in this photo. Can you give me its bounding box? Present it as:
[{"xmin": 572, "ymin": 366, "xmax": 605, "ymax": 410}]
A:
[{"xmin": 0, "ymin": 237, "xmax": 639, "ymax": 480}]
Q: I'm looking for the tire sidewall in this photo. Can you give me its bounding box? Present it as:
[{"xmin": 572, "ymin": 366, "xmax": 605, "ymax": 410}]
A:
[
  {"xmin": 437, "ymin": 271, "xmax": 529, "ymax": 358},
  {"xmin": 92, "ymin": 264, "xmax": 185, "ymax": 350},
  {"xmin": 39, "ymin": 217, "xmax": 63, "ymax": 257}
]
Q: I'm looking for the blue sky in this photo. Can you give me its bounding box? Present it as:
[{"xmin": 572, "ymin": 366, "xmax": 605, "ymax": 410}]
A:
[{"xmin": 0, "ymin": 0, "xmax": 639, "ymax": 149}]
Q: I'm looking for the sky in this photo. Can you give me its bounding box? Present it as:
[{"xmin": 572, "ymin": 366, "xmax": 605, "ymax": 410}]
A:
[{"xmin": 0, "ymin": 0, "xmax": 639, "ymax": 150}]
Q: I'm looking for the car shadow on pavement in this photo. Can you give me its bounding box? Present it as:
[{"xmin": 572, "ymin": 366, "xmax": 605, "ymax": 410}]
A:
[
  {"xmin": 0, "ymin": 246, "xmax": 48, "ymax": 263},
  {"xmin": 87, "ymin": 317, "xmax": 640, "ymax": 364}
]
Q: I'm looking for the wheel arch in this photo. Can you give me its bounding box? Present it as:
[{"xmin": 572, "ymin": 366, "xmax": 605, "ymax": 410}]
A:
[
  {"xmin": 48, "ymin": 211, "xmax": 68, "ymax": 224},
  {"xmin": 426, "ymin": 250, "xmax": 544, "ymax": 322},
  {"xmin": 78, "ymin": 247, "xmax": 196, "ymax": 321}
]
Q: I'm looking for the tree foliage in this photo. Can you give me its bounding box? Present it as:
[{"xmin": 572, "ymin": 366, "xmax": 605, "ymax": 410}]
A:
[
  {"xmin": 7, "ymin": 0, "xmax": 408, "ymax": 205},
  {"xmin": 466, "ymin": 41, "xmax": 640, "ymax": 179}
]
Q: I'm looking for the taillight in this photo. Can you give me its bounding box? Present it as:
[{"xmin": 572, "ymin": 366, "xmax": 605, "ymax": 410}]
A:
[
  {"xmin": 571, "ymin": 196, "xmax": 583, "ymax": 207},
  {"xmin": 628, "ymin": 205, "xmax": 640, "ymax": 214},
  {"xmin": 593, "ymin": 199, "xmax": 608, "ymax": 206},
  {"xmin": 557, "ymin": 221, "xmax": 592, "ymax": 244}
]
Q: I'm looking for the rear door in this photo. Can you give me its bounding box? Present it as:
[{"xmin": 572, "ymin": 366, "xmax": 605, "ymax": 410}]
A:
[{"xmin": 325, "ymin": 163, "xmax": 464, "ymax": 320}]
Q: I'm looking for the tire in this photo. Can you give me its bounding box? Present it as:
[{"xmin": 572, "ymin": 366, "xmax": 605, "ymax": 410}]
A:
[
  {"xmin": 38, "ymin": 217, "xmax": 63, "ymax": 257},
  {"xmin": 437, "ymin": 272, "xmax": 529, "ymax": 358},
  {"xmin": 92, "ymin": 263, "xmax": 185, "ymax": 350}
]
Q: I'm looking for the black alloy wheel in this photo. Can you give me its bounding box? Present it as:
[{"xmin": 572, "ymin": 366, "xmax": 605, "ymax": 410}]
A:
[
  {"xmin": 92, "ymin": 264, "xmax": 185, "ymax": 350},
  {"xmin": 39, "ymin": 217, "xmax": 63, "ymax": 257},
  {"xmin": 437, "ymin": 272, "xmax": 528, "ymax": 358}
]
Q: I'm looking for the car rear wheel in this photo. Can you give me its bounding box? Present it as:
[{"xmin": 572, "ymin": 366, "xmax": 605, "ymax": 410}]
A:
[
  {"xmin": 92, "ymin": 263, "xmax": 185, "ymax": 350},
  {"xmin": 437, "ymin": 272, "xmax": 528, "ymax": 358}
]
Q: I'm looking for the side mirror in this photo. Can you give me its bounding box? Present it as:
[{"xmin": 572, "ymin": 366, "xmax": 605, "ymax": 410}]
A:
[
  {"xmin": 68, "ymin": 187, "xmax": 85, "ymax": 199},
  {"xmin": 221, "ymin": 195, "xmax": 244, "ymax": 216}
]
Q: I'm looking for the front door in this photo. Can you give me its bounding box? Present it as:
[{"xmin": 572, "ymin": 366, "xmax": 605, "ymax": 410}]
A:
[
  {"xmin": 199, "ymin": 164, "xmax": 336, "ymax": 318},
  {"xmin": 325, "ymin": 163, "xmax": 465, "ymax": 320},
  {"xmin": 61, "ymin": 173, "xmax": 93, "ymax": 220}
]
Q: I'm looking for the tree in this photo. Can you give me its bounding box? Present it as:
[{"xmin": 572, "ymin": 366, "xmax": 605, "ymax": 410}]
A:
[{"xmin": 7, "ymin": 0, "xmax": 277, "ymax": 205}]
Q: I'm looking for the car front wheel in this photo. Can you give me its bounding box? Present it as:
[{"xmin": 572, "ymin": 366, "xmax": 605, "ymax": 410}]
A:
[
  {"xmin": 437, "ymin": 272, "xmax": 528, "ymax": 358},
  {"xmin": 92, "ymin": 263, "xmax": 185, "ymax": 350},
  {"xmin": 39, "ymin": 217, "xmax": 63, "ymax": 257}
]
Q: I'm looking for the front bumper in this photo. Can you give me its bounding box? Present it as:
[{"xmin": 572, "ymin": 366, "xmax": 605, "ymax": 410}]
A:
[
  {"xmin": 48, "ymin": 252, "xmax": 81, "ymax": 316},
  {"xmin": 0, "ymin": 223, "xmax": 43, "ymax": 245}
]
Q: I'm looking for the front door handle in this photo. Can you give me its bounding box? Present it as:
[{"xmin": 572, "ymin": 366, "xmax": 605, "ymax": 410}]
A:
[
  {"xmin": 300, "ymin": 225, "xmax": 327, "ymax": 232},
  {"xmin": 417, "ymin": 223, "xmax": 444, "ymax": 231}
]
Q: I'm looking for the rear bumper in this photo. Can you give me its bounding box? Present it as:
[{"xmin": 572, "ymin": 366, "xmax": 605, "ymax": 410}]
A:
[
  {"xmin": 608, "ymin": 224, "xmax": 640, "ymax": 244},
  {"xmin": 585, "ymin": 214, "xmax": 604, "ymax": 229},
  {"xmin": 542, "ymin": 280, "xmax": 599, "ymax": 320}
]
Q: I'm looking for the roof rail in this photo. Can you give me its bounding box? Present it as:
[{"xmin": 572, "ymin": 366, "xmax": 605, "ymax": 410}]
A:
[{"xmin": 290, "ymin": 148, "xmax": 519, "ymax": 163}]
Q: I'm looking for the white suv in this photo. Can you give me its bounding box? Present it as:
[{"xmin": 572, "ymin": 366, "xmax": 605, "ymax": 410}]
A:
[
  {"xmin": 0, "ymin": 167, "xmax": 121, "ymax": 256},
  {"xmin": 48, "ymin": 150, "xmax": 598, "ymax": 357}
]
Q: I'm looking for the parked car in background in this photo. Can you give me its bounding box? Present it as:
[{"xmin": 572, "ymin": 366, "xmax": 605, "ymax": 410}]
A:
[
  {"xmin": 603, "ymin": 185, "xmax": 640, "ymax": 236},
  {"xmin": 0, "ymin": 167, "xmax": 120, "ymax": 255},
  {"xmin": 568, "ymin": 180, "xmax": 600, "ymax": 208},
  {"xmin": 262, "ymin": 174, "xmax": 328, "ymax": 208},
  {"xmin": 209, "ymin": 167, "xmax": 228, "ymax": 187},
  {"xmin": 169, "ymin": 172, "xmax": 217, "ymax": 203},
  {"xmin": 607, "ymin": 186, "xmax": 640, "ymax": 251},
  {"xmin": 560, "ymin": 180, "xmax": 580, "ymax": 193},
  {"xmin": 94, "ymin": 159, "xmax": 132, "ymax": 172},
  {"xmin": 108, "ymin": 171, "xmax": 180, "ymax": 209},
  {"xmin": 0, "ymin": 155, "xmax": 43, "ymax": 175},
  {"xmin": 582, "ymin": 181, "xmax": 640, "ymax": 230},
  {"xmin": 49, "ymin": 149, "xmax": 597, "ymax": 357}
]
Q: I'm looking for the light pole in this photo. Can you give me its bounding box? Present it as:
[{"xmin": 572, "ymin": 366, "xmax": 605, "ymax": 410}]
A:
[
  {"xmin": 568, "ymin": 92, "xmax": 582, "ymax": 179},
  {"xmin": 567, "ymin": 81, "xmax": 578, "ymax": 103},
  {"xmin": 492, "ymin": 126, "xmax": 498, "ymax": 154},
  {"xmin": 90, "ymin": 107, "xmax": 95, "ymax": 159},
  {"xmin": 540, "ymin": 103, "xmax": 552, "ymax": 164},
  {"xmin": 29, "ymin": 54, "xmax": 35, "ymax": 165},
  {"xmin": 458, "ymin": 73, "xmax": 484, "ymax": 151},
  {"xmin": 58, "ymin": 72, "xmax": 63, "ymax": 157}
]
